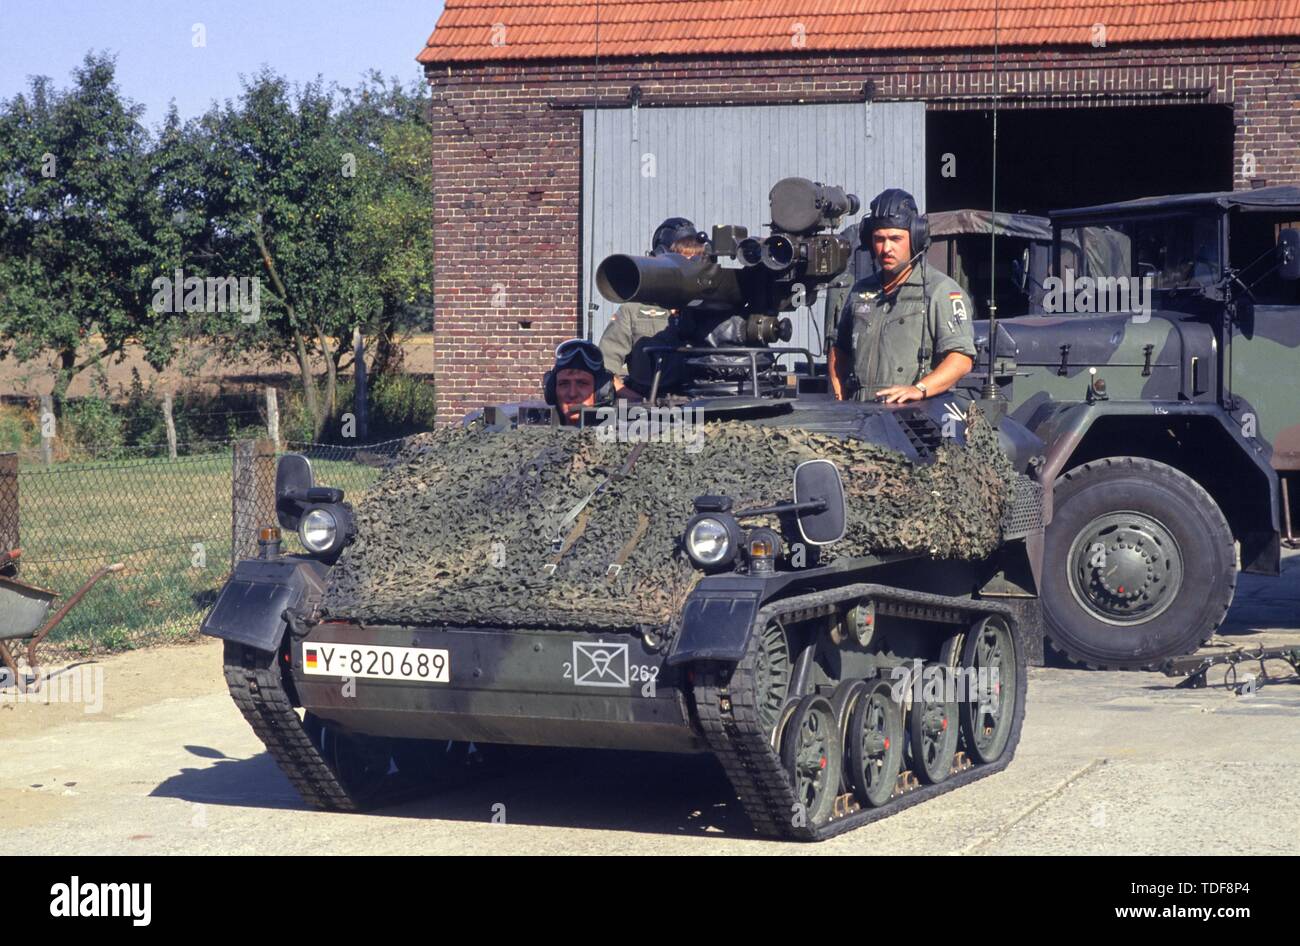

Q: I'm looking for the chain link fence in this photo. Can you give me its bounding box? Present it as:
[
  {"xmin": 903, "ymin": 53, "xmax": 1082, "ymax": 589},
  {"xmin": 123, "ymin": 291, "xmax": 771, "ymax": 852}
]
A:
[
  {"xmin": 2, "ymin": 437, "xmax": 407, "ymax": 662},
  {"xmin": 231, "ymin": 438, "xmax": 407, "ymax": 561}
]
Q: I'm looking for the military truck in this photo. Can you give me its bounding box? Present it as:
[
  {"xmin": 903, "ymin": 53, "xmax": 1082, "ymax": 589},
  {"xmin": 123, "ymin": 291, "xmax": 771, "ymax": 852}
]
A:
[
  {"xmin": 966, "ymin": 186, "xmax": 1300, "ymax": 669},
  {"xmin": 203, "ymin": 178, "xmax": 1045, "ymax": 840}
]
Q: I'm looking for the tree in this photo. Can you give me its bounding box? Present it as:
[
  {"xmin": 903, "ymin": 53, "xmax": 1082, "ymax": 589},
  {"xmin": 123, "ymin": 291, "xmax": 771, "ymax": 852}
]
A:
[
  {"xmin": 181, "ymin": 71, "xmax": 433, "ymax": 436},
  {"xmin": 0, "ymin": 56, "xmax": 434, "ymax": 437},
  {"xmin": 0, "ymin": 53, "xmax": 179, "ymax": 404},
  {"xmin": 335, "ymin": 74, "xmax": 434, "ymax": 381},
  {"xmin": 174, "ymin": 73, "xmax": 349, "ymax": 433}
]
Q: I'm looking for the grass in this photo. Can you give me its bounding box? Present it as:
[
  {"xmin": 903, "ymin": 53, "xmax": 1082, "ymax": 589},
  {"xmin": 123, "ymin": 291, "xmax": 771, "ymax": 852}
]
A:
[{"xmin": 11, "ymin": 451, "xmax": 384, "ymax": 653}]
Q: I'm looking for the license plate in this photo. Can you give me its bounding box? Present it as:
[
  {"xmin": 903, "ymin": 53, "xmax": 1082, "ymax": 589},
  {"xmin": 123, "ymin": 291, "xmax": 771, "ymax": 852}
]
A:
[{"xmin": 301, "ymin": 643, "xmax": 449, "ymax": 683}]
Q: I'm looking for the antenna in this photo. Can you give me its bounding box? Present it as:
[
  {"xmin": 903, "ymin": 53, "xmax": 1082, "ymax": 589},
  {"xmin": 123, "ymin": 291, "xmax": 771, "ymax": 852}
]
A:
[
  {"xmin": 584, "ymin": 0, "xmax": 602, "ymax": 341},
  {"xmin": 980, "ymin": 0, "xmax": 1003, "ymax": 400}
]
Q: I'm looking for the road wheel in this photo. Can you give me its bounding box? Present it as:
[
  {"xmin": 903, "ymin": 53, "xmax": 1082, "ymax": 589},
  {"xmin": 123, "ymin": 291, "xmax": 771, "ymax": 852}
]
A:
[
  {"xmin": 829, "ymin": 680, "xmax": 867, "ymax": 793},
  {"xmin": 1044, "ymin": 457, "xmax": 1236, "ymax": 670},
  {"xmin": 780, "ymin": 695, "xmax": 841, "ymax": 827},
  {"xmin": 847, "ymin": 679, "xmax": 903, "ymax": 807},
  {"xmin": 959, "ymin": 616, "xmax": 1019, "ymax": 764},
  {"xmin": 907, "ymin": 664, "xmax": 959, "ymax": 785}
]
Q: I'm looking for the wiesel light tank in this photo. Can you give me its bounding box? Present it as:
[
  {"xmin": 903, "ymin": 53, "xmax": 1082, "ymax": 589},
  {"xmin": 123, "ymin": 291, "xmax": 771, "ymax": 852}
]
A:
[{"xmin": 203, "ymin": 177, "xmax": 1046, "ymax": 840}]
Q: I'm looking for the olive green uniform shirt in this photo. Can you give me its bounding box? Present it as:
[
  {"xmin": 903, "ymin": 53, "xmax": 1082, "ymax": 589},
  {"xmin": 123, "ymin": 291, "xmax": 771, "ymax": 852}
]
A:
[
  {"xmin": 598, "ymin": 302, "xmax": 674, "ymax": 379},
  {"xmin": 833, "ymin": 264, "xmax": 977, "ymax": 400},
  {"xmin": 822, "ymin": 270, "xmax": 855, "ymax": 356}
]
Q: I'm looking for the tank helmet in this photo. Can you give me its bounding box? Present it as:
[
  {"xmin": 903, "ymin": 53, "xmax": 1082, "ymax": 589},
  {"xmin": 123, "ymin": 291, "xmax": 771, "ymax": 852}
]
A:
[
  {"xmin": 543, "ymin": 338, "xmax": 614, "ymax": 406},
  {"xmin": 651, "ymin": 217, "xmax": 708, "ymax": 256},
  {"xmin": 860, "ymin": 188, "xmax": 930, "ymax": 257}
]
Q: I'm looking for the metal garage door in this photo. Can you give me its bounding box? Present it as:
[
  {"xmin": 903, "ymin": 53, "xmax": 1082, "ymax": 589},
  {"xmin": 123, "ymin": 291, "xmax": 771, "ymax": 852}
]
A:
[{"xmin": 581, "ymin": 101, "xmax": 926, "ymax": 359}]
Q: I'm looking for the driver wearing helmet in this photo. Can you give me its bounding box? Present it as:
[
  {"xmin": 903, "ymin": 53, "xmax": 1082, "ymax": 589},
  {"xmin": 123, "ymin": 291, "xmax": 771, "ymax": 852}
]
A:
[{"xmin": 543, "ymin": 338, "xmax": 617, "ymax": 426}]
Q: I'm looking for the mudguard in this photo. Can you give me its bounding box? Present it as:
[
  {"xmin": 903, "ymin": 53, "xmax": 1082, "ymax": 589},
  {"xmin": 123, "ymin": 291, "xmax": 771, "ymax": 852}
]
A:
[
  {"xmin": 666, "ymin": 558, "xmax": 926, "ymax": 665},
  {"xmin": 1028, "ymin": 400, "xmax": 1281, "ymax": 572},
  {"xmin": 201, "ymin": 556, "xmax": 328, "ymax": 652},
  {"xmin": 666, "ymin": 581, "xmax": 765, "ymax": 665}
]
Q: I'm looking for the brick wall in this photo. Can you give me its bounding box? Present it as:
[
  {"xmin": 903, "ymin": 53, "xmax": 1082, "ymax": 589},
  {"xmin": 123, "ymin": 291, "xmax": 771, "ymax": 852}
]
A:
[{"xmin": 425, "ymin": 40, "xmax": 1300, "ymax": 423}]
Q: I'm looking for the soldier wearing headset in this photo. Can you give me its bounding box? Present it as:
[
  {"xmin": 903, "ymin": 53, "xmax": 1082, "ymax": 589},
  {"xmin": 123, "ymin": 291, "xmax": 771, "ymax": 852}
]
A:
[
  {"xmin": 597, "ymin": 216, "xmax": 708, "ymax": 399},
  {"xmin": 829, "ymin": 189, "xmax": 976, "ymax": 403}
]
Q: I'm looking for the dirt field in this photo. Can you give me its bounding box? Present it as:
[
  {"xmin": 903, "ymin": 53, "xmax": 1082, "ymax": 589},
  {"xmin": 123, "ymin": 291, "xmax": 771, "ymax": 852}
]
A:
[{"xmin": 0, "ymin": 335, "xmax": 439, "ymax": 400}]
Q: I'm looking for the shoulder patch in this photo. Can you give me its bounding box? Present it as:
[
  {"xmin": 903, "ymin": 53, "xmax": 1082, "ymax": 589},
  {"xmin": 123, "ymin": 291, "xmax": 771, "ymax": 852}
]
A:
[{"xmin": 949, "ymin": 293, "xmax": 969, "ymax": 323}]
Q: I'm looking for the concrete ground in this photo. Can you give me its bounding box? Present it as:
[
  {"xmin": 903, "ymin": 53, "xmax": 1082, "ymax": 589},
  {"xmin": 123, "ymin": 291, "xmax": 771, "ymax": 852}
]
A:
[{"xmin": 3, "ymin": 552, "xmax": 1297, "ymax": 855}]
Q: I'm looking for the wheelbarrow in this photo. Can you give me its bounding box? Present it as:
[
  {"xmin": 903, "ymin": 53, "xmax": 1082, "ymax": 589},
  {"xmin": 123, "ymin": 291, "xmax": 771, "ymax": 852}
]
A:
[{"xmin": 0, "ymin": 548, "xmax": 124, "ymax": 691}]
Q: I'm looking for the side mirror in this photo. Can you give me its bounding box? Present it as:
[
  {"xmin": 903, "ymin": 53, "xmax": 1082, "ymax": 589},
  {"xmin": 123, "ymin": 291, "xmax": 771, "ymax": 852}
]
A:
[
  {"xmin": 793, "ymin": 459, "xmax": 847, "ymax": 546},
  {"xmin": 275, "ymin": 454, "xmax": 314, "ymax": 530},
  {"xmin": 1277, "ymin": 229, "xmax": 1300, "ymax": 281},
  {"xmin": 1010, "ymin": 256, "xmax": 1027, "ymax": 292}
]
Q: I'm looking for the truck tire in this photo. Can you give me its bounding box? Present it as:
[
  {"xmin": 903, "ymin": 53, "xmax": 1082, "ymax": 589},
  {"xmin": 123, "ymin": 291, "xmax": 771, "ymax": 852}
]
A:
[{"xmin": 1043, "ymin": 457, "xmax": 1236, "ymax": 670}]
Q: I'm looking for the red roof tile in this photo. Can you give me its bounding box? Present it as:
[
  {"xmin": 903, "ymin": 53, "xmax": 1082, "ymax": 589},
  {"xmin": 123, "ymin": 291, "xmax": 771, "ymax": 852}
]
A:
[{"xmin": 417, "ymin": 0, "xmax": 1300, "ymax": 63}]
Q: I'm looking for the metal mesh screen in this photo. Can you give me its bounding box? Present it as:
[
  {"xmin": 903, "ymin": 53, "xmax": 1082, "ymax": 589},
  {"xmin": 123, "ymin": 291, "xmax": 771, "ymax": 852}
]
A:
[
  {"xmin": 1001, "ymin": 475, "xmax": 1046, "ymax": 539},
  {"xmin": 7, "ymin": 438, "xmax": 408, "ymax": 661}
]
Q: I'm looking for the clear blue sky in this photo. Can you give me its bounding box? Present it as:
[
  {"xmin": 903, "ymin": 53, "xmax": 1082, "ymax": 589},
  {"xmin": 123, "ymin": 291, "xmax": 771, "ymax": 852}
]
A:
[{"xmin": 0, "ymin": 0, "xmax": 445, "ymax": 127}]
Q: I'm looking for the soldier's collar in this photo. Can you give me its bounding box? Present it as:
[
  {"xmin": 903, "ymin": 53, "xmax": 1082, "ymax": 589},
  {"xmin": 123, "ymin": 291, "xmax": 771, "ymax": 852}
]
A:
[{"xmin": 877, "ymin": 263, "xmax": 923, "ymax": 297}]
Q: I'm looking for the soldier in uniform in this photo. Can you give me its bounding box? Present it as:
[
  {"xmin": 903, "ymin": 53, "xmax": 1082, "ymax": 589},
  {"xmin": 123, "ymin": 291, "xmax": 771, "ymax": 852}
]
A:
[
  {"xmin": 821, "ymin": 222, "xmax": 869, "ymax": 354},
  {"xmin": 829, "ymin": 189, "xmax": 976, "ymax": 404},
  {"xmin": 598, "ymin": 217, "xmax": 708, "ymax": 397},
  {"xmin": 543, "ymin": 338, "xmax": 615, "ymax": 426}
]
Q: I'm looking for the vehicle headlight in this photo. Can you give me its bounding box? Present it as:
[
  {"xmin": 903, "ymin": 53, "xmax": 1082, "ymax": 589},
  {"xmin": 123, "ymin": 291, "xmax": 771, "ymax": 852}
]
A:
[
  {"xmin": 299, "ymin": 507, "xmax": 339, "ymax": 553},
  {"xmin": 685, "ymin": 515, "xmax": 738, "ymax": 569}
]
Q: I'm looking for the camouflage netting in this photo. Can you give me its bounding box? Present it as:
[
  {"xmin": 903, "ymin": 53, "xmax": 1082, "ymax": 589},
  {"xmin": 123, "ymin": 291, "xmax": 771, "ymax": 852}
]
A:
[{"xmin": 320, "ymin": 410, "xmax": 1015, "ymax": 630}]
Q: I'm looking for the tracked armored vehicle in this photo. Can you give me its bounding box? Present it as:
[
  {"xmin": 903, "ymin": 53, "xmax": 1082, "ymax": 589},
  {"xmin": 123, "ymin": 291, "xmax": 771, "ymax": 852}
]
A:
[{"xmin": 203, "ymin": 178, "xmax": 1045, "ymax": 839}]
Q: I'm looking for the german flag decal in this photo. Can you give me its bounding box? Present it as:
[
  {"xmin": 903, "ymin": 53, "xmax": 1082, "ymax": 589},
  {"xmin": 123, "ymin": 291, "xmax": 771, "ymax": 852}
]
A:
[{"xmin": 305, "ymin": 648, "xmax": 318, "ymax": 669}]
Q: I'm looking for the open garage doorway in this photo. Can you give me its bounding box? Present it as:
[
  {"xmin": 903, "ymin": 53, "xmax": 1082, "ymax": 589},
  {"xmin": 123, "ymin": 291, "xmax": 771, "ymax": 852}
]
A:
[{"xmin": 926, "ymin": 104, "xmax": 1235, "ymax": 216}]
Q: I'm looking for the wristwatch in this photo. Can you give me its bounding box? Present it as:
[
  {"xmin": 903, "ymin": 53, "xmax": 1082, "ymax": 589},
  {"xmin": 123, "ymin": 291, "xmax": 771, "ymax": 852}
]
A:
[{"xmin": 914, "ymin": 381, "xmax": 929, "ymax": 396}]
